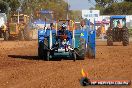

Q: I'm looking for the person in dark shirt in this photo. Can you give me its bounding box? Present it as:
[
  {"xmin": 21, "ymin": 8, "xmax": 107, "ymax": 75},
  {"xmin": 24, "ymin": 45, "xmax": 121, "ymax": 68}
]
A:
[
  {"xmin": 60, "ymin": 23, "xmax": 66, "ymax": 35},
  {"xmin": 117, "ymin": 20, "xmax": 122, "ymax": 28}
]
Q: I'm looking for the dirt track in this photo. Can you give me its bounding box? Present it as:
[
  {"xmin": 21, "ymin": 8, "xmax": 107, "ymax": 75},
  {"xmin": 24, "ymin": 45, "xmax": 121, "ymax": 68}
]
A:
[{"xmin": 0, "ymin": 40, "xmax": 132, "ymax": 88}]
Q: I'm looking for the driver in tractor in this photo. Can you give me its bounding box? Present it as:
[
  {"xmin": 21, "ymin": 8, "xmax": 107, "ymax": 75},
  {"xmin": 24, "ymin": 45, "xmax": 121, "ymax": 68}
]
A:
[
  {"xmin": 59, "ymin": 23, "xmax": 67, "ymax": 35},
  {"xmin": 57, "ymin": 23, "xmax": 70, "ymax": 51},
  {"xmin": 117, "ymin": 20, "xmax": 122, "ymax": 28},
  {"xmin": 58, "ymin": 23, "xmax": 68, "ymax": 40}
]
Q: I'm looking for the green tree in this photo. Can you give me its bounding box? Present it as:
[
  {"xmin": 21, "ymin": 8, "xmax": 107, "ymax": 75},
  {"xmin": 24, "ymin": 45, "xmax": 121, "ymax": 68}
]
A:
[
  {"xmin": 103, "ymin": 2, "xmax": 132, "ymax": 15},
  {"xmin": 2, "ymin": 0, "xmax": 19, "ymax": 12},
  {"xmin": 1, "ymin": 0, "xmax": 76, "ymax": 20},
  {"xmin": 0, "ymin": 1, "xmax": 8, "ymax": 13},
  {"xmin": 95, "ymin": 0, "xmax": 132, "ymax": 15},
  {"xmin": 69, "ymin": 10, "xmax": 81, "ymax": 21},
  {"xmin": 95, "ymin": 0, "xmax": 115, "ymax": 14},
  {"xmin": 21, "ymin": 0, "xmax": 68, "ymax": 20},
  {"xmin": 95, "ymin": 0, "xmax": 114, "ymax": 8}
]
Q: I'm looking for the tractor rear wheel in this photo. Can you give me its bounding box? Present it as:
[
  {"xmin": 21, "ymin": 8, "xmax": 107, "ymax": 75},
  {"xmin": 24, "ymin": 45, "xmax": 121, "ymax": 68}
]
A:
[
  {"xmin": 80, "ymin": 49, "xmax": 85, "ymax": 59},
  {"xmin": 74, "ymin": 48, "xmax": 85, "ymax": 60},
  {"xmin": 107, "ymin": 28, "xmax": 113, "ymax": 46},
  {"xmin": 46, "ymin": 51, "xmax": 50, "ymax": 61},
  {"xmin": 38, "ymin": 50, "xmax": 50, "ymax": 61},
  {"xmin": 0, "ymin": 32, "xmax": 4, "ymax": 38},
  {"xmin": 24, "ymin": 25, "xmax": 32, "ymax": 41},
  {"xmin": 73, "ymin": 51, "xmax": 76, "ymax": 61},
  {"xmin": 38, "ymin": 43, "xmax": 48, "ymax": 60},
  {"xmin": 122, "ymin": 28, "xmax": 129, "ymax": 46},
  {"xmin": 38, "ymin": 48, "xmax": 44, "ymax": 59},
  {"xmin": 4, "ymin": 31, "xmax": 9, "ymax": 41},
  {"xmin": 19, "ymin": 30, "xmax": 24, "ymax": 40},
  {"xmin": 78, "ymin": 38, "xmax": 85, "ymax": 59},
  {"xmin": 73, "ymin": 38, "xmax": 86, "ymax": 60}
]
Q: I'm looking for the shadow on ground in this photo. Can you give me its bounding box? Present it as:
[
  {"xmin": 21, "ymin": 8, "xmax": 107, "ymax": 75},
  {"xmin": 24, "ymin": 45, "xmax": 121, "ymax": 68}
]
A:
[
  {"xmin": 8, "ymin": 55, "xmax": 84, "ymax": 61},
  {"xmin": 96, "ymin": 44, "xmax": 123, "ymax": 46},
  {"xmin": 8, "ymin": 55, "xmax": 39, "ymax": 60}
]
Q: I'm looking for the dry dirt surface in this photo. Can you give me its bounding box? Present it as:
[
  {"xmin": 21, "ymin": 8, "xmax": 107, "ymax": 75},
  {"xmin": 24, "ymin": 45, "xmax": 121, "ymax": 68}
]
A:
[{"xmin": 0, "ymin": 40, "xmax": 132, "ymax": 88}]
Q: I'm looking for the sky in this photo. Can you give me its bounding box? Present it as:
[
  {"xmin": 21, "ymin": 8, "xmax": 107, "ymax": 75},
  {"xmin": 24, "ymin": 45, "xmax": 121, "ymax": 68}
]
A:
[
  {"xmin": 64, "ymin": 0, "xmax": 123, "ymax": 10},
  {"xmin": 65, "ymin": 0, "xmax": 96, "ymax": 10}
]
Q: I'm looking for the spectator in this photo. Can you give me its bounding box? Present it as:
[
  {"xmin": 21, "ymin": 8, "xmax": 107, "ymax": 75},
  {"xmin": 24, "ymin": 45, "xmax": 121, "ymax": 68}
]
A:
[{"xmin": 101, "ymin": 24, "xmax": 105, "ymax": 40}]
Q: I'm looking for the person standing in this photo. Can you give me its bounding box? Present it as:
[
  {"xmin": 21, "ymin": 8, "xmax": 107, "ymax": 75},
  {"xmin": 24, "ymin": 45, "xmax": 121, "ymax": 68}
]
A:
[{"xmin": 101, "ymin": 24, "xmax": 105, "ymax": 40}]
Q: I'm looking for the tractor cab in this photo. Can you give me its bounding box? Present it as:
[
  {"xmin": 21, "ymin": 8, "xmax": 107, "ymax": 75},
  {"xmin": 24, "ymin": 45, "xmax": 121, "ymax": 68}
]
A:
[
  {"xmin": 11, "ymin": 14, "xmax": 29, "ymax": 24},
  {"xmin": 110, "ymin": 16, "xmax": 126, "ymax": 29}
]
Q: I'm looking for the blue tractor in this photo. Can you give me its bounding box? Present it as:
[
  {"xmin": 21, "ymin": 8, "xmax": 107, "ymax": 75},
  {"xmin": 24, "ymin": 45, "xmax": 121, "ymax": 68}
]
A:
[
  {"xmin": 106, "ymin": 16, "xmax": 129, "ymax": 46},
  {"xmin": 38, "ymin": 10, "xmax": 96, "ymax": 61}
]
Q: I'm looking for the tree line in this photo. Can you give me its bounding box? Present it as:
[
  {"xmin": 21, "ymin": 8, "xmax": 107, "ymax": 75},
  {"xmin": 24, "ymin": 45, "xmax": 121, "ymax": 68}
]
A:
[
  {"xmin": 95, "ymin": 0, "xmax": 132, "ymax": 15},
  {"xmin": 0, "ymin": 0, "xmax": 81, "ymax": 20}
]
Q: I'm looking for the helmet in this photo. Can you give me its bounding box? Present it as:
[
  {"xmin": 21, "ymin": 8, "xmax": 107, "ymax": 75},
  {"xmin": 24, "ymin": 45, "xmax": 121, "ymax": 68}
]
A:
[{"xmin": 62, "ymin": 23, "xmax": 67, "ymax": 28}]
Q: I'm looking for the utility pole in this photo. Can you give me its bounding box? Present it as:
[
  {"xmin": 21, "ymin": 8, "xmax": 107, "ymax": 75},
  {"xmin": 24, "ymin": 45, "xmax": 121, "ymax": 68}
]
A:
[
  {"xmin": 67, "ymin": 0, "xmax": 69, "ymax": 20},
  {"xmin": 17, "ymin": 0, "xmax": 24, "ymax": 24}
]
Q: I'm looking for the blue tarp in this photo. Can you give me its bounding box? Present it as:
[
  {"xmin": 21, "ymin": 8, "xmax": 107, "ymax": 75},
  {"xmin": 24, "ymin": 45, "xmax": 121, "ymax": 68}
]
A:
[
  {"xmin": 34, "ymin": 19, "xmax": 56, "ymax": 24},
  {"xmin": 40, "ymin": 10, "xmax": 53, "ymax": 14},
  {"xmin": 34, "ymin": 19, "xmax": 49, "ymax": 24}
]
